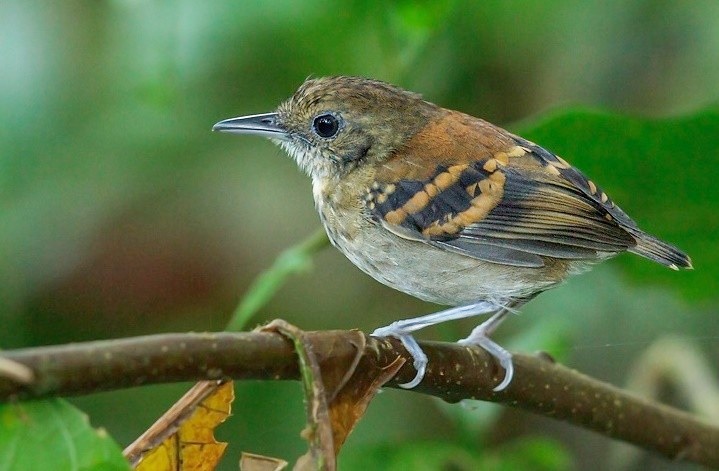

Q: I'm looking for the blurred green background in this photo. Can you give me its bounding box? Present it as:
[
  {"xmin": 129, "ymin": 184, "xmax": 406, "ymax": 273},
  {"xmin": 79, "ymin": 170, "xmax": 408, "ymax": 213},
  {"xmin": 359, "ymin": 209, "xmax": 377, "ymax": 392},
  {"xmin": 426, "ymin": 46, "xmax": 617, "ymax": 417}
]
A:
[{"xmin": 1, "ymin": 1, "xmax": 718, "ymax": 470}]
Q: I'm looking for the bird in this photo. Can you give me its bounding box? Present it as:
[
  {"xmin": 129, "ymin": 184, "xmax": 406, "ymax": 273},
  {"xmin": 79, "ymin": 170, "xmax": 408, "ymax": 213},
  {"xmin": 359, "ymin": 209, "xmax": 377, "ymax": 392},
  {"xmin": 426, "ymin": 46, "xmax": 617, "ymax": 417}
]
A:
[{"xmin": 213, "ymin": 76, "xmax": 692, "ymax": 392}]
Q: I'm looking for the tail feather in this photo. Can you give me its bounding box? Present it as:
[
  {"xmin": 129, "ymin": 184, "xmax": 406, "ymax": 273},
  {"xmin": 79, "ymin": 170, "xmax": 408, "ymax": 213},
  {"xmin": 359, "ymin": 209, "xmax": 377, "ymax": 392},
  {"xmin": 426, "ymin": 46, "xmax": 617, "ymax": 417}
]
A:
[{"xmin": 628, "ymin": 230, "xmax": 692, "ymax": 270}]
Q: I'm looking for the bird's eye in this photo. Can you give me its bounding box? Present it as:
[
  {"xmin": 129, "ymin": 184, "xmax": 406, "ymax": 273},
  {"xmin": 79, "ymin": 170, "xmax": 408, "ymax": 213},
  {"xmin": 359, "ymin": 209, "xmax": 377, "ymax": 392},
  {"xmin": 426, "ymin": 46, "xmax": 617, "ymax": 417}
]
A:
[{"xmin": 312, "ymin": 113, "xmax": 341, "ymax": 139}]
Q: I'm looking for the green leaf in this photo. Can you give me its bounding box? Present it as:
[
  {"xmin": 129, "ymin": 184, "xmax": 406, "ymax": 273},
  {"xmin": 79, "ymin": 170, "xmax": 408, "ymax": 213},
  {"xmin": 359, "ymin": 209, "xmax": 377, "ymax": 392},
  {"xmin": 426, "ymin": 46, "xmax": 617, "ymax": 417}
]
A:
[
  {"xmin": 0, "ymin": 399, "xmax": 129, "ymax": 471},
  {"xmin": 518, "ymin": 107, "xmax": 719, "ymax": 300},
  {"xmin": 340, "ymin": 437, "xmax": 570, "ymax": 471}
]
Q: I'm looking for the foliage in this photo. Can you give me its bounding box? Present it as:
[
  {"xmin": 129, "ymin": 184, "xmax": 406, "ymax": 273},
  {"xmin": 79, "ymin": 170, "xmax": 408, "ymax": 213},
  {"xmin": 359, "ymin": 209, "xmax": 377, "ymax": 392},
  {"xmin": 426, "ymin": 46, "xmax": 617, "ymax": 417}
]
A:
[
  {"xmin": 341, "ymin": 438, "xmax": 572, "ymax": 471},
  {"xmin": 0, "ymin": 400, "xmax": 128, "ymax": 471},
  {"xmin": 520, "ymin": 108, "xmax": 719, "ymax": 300}
]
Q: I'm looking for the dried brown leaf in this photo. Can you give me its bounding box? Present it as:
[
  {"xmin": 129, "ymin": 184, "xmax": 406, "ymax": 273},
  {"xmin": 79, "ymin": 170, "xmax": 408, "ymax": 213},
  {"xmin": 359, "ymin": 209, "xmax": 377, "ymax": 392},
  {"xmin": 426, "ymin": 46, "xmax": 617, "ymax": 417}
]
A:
[
  {"xmin": 239, "ymin": 452, "xmax": 288, "ymax": 471},
  {"xmin": 125, "ymin": 380, "xmax": 233, "ymax": 470},
  {"xmin": 261, "ymin": 320, "xmax": 404, "ymax": 470}
]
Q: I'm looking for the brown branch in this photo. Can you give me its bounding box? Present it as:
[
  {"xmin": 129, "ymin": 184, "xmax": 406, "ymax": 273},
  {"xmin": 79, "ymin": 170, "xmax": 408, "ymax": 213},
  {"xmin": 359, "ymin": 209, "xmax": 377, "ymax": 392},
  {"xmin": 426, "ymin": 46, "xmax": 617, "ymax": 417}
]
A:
[{"xmin": 0, "ymin": 328, "xmax": 717, "ymax": 467}]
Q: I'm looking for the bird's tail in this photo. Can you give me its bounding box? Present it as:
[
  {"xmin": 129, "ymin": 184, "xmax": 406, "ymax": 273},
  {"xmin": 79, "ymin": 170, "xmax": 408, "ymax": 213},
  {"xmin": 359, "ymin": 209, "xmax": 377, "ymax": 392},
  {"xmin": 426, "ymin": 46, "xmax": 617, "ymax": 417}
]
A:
[{"xmin": 628, "ymin": 230, "xmax": 692, "ymax": 270}]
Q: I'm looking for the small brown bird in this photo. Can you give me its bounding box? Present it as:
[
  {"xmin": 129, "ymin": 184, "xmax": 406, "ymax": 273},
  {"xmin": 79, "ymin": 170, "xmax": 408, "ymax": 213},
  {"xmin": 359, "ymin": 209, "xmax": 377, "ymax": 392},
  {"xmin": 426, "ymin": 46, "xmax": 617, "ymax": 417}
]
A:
[{"xmin": 213, "ymin": 76, "xmax": 691, "ymax": 391}]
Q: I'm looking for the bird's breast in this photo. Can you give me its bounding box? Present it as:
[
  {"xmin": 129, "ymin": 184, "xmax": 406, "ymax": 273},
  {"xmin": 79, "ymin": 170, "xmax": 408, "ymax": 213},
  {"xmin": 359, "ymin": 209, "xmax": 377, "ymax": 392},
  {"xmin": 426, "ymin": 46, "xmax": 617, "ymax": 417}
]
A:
[{"xmin": 312, "ymin": 177, "xmax": 368, "ymax": 243}]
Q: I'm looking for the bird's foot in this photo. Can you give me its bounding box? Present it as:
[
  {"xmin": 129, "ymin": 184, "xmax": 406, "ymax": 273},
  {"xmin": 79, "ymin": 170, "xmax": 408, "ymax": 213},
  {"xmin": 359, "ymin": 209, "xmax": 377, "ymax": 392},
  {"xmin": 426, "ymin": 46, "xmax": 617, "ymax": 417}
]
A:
[
  {"xmin": 371, "ymin": 301, "xmax": 506, "ymax": 389},
  {"xmin": 458, "ymin": 311, "xmax": 514, "ymax": 391},
  {"xmin": 371, "ymin": 324, "xmax": 428, "ymax": 388}
]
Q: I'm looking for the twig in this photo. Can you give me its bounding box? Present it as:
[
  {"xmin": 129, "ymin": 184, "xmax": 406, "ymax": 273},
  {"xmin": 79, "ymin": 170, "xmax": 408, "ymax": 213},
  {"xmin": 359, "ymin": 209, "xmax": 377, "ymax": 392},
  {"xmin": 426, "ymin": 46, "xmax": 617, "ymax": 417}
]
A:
[
  {"xmin": 0, "ymin": 357, "xmax": 34, "ymax": 385},
  {"xmin": 0, "ymin": 329, "xmax": 717, "ymax": 467}
]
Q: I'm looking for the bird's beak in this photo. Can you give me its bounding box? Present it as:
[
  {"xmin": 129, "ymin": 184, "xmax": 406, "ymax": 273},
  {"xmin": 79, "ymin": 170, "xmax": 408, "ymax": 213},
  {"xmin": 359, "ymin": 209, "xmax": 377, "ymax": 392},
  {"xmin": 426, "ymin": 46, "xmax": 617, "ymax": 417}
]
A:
[{"xmin": 212, "ymin": 112, "xmax": 290, "ymax": 141}]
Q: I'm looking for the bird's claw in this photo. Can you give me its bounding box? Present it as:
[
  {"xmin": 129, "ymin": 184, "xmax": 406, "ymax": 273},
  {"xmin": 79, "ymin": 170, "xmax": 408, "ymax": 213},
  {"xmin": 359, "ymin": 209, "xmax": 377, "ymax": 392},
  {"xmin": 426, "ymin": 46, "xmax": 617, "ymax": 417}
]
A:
[
  {"xmin": 372, "ymin": 304, "xmax": 515, "ymax": 390},
  {"xmin": 492, "ymin": 355, "xmax": 514, "ymax": 392},
  {"xmin": 459, "ymin": 333, "xmax": 514, "ymax": 392},
  {"xmin": 371, "ymin": 328, "xmax": 428, "ymax": 389}
]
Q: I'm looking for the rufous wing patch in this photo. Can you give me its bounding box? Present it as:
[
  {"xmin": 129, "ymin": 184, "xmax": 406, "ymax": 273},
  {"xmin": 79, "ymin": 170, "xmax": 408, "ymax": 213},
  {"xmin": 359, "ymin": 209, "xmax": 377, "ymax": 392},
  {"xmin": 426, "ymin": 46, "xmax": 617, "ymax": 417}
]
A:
[
  {"xmin": 422, "ymin": 170, "xmax": 506, "ymax": 237},
  {"xmin": 368, "ymin": 156, "xmax": 508, "ymax": 240}
]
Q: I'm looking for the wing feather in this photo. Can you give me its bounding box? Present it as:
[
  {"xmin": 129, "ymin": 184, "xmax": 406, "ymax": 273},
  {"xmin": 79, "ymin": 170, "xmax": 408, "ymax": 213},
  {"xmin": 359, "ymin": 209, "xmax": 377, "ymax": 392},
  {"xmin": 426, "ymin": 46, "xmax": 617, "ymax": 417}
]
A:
[{"xmin": 368, "ymin": 142, "xmax": 637, "ymax": 267}]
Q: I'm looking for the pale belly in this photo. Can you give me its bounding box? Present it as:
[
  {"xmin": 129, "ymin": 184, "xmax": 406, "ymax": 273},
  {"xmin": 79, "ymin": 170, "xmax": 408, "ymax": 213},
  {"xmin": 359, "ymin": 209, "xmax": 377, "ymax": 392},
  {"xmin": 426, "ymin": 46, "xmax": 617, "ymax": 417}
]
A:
[
  {"xmin": 312, "ymin": 175, "xmax": 582, "ymax": 307},
  {"xmin": 323, "ymin": 218, "xmax": 565, "ymax": 307}
]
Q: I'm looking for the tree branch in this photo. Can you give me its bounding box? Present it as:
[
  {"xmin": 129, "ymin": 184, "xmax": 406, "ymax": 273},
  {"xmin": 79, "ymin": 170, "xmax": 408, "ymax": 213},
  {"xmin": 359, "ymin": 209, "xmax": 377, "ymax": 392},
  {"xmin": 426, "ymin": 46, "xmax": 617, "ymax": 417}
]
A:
[{"xmin": 0, "ymin": 328, "xmax": 717, "ymax": 467}]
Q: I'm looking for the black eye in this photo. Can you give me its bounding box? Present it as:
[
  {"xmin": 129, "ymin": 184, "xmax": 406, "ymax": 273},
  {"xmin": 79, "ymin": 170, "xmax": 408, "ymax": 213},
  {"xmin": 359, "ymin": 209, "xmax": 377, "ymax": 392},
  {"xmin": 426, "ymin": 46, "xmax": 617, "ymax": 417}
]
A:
[{"xmin": 312, "ymin": 113, "xmax": 341, "ymax": 138}]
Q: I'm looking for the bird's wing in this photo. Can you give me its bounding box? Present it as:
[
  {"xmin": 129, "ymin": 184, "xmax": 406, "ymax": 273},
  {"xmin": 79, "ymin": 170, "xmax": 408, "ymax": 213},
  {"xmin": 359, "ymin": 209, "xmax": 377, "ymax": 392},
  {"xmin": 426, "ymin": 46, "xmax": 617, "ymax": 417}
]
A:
[{"xmin": 368, "ymin": 135, "xmax": 637, "ymax": 268}]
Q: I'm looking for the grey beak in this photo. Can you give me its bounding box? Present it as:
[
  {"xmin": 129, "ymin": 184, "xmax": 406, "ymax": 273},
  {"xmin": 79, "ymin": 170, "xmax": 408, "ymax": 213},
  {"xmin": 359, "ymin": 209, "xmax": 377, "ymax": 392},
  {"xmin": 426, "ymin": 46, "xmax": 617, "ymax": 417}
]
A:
[{"xmin": 212, "ymin": 112, "xmax": 290, "ymax": 141}]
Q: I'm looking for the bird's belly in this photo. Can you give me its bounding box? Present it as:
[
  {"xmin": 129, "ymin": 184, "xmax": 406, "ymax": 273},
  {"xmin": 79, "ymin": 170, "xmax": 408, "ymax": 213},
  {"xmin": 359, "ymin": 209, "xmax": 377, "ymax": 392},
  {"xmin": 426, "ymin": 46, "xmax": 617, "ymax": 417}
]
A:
[{"xmin": 326, "ymin": 222, "xmax": 561, "ymax": 306}]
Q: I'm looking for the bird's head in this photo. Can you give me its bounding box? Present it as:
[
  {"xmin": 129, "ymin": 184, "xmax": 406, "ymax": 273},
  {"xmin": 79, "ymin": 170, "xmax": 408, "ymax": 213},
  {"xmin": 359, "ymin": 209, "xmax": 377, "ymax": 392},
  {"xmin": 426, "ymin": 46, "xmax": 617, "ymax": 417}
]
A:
[{"xmin": 213, "ymin": 76, "xmax": 439, "ymax": 182}]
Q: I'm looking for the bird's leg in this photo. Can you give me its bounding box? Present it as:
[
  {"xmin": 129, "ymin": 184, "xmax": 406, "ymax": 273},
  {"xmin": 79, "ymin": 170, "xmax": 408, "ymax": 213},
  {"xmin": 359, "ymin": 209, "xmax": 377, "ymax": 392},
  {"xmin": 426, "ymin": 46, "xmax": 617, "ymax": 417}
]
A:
[
  {"xmin": 370, "ymin": 300, "xmax": 504, "ymax": 389},
  {"xmin": 458, "ymin": 308, "xmax": 513, "ymax": 391}
]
